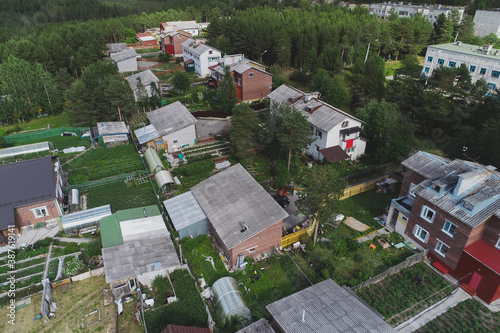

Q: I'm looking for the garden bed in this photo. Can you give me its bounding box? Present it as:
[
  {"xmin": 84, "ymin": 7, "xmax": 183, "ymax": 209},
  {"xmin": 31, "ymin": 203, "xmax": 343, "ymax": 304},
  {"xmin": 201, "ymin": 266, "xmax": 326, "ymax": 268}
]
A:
[{"xmin": 356, "ymin": 262, "xmax": 453, "ymax": 326}]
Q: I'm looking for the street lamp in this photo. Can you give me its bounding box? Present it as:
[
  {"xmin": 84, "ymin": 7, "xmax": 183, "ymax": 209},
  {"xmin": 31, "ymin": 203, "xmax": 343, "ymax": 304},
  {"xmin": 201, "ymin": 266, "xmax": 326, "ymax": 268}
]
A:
[
  {"xmin": 260, "ymin": 50, "xmax": 267, "ymax": 63},
  {"xmin": 364, "ymin": 39, "xmax": 378, "ymax": 65}
]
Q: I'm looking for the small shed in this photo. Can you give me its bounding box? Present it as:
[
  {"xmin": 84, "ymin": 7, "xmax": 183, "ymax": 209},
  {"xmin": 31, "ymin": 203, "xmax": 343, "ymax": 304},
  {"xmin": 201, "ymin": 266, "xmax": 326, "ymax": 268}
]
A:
[
  {"xmin": 90, "ymin": 122, "xmax": 129, "ymax": 147},
  {"xmin": 212, "ymin": 277, "xmax": 251, "ymax": 320},
  {"xmin": 61, "ymin": 204, "xmax": 112, "ymax": 234},
  {"xmin": 134, "ymin": 124, "xmax": 160, "ymax": 149},
  {"xmin": 163, "ymin": 192, "xmax": 208, "ymax": 239},
  {"xmin": 155, "ymin": 170, "xmax": 175, "ymax": 192},
  {"xmin": 144, "ymin": 148, "xmax": 165, "ymax": 174}
]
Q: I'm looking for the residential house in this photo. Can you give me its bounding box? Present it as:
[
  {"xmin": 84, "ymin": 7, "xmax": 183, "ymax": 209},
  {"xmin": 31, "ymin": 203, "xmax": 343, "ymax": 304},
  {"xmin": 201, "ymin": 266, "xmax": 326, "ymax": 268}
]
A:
[
  {"xmin": 265, "ymin": 279, "xmax": 395, "ymax": 332},
  {"xmin": 160, "ymin": 30, "xmax": 192, "ymax": 56},
  {"xmin": 135, "ymin": 32, "xmax": 158, "ymax": 46},
  {"xmin": 89, "ymin": 121, "xmax": 129, "ymax": 147},
  {"xmin": 369, "ymin": 3, "xmax": 464, "ymax": 23},
  {"xmin": 106, "ymin": 43, "xmax": 127, "ymax": 56},
  {"xmin": 190, "ymin": 164, "xmax": 289, "ymax": 268},
  {"xmin": 209, "ymin": 54, "xmax": 273, "ymax": 102},
  {"xmin": 181, "ymin": 39, "xmax": 222, "ymax": 77},
  {"xmin": 236, "ymin": 319, "xmax": 275, "ymax": 333},
  {"xmin": 110, "ymin": 48, "xmax": 138, "ymax": 73},
  {"xmin": 160, "ymin": 21, "xmax": 208, "ymax": 36},
  {"xmin": 387, "ymin": 151, "xmax": 500, "ymax": 304},
  {"xmin": 125, "ymin": 70, "xmax": 160, "ymax": 102},
  {"xmin": 473, "ymin": 9, "xmax": 500, "ymax": 37},
  {"xmin": 134, "ymin": 101, "xmax": 197, "ymax": 152},
  {"xmin": 267, "ymin": 84, "xmax": 366, "ymax": 162},
  {"xmin": 0, "ymin": 157, "xmax": 65, "ymax": 239},
  {"xmin": 100, "ymin": 205, "xmax": 180, "ymax": 286},
  {"xmin": 422, "ymin": 42, "xmax": 500, "ymax": 90}
]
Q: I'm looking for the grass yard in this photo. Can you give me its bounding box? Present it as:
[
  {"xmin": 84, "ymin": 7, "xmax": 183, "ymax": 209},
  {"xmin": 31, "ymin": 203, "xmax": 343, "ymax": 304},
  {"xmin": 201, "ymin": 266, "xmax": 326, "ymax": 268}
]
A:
[
  {"xmin": 415, "ymin": 298, "xmax": 500, "ymax": 333},
  {"xmin": 11, "ymin": 135, "xmax": 91, "ymax": 150},
  {"xmin": 136, "ymin": 48, "xmax": 160, "ymax": 54},
  {"xmin": 356, "ymin": 262, "xmax": 453, "ymax": 327},
  {"xmin": 65, "ymin": 143, "xmax": 143, "ymax": 184},
  {"xmin": 0, "ymin": 114, "xmax": 71, "ymax": 136},
  {"xmin": 118, "ymin": 294, "xmax": 145, "ymax": 333},
  {"xmin": 0, "ymin": 276, "xmax": 115, "ymax": 333}
]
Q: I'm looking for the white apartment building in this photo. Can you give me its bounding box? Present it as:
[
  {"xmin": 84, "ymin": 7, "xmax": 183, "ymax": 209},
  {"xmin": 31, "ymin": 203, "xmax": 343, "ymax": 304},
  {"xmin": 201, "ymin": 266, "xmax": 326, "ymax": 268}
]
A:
[
  {"xmin": 181, "ymin": 38, "xmax": 222, "ymax": 77},
  {"xmin": 422, "ymin": 42, "xmax": 500, "ymax": 91},
  {"xmin": 369, "ymin": 3, "xmax": 465, "ymax": 23},
  {"xmin": 473, "ymin": 10, "xmax": 500, "ymax": 37}
]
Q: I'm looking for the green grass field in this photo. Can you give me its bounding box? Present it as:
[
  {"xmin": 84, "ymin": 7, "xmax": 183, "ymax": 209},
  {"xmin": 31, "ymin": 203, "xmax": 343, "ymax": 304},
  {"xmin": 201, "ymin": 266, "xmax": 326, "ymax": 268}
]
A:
[{"xmin": 0, "ymin": 114, "xmax": 71, "ymax": 136}]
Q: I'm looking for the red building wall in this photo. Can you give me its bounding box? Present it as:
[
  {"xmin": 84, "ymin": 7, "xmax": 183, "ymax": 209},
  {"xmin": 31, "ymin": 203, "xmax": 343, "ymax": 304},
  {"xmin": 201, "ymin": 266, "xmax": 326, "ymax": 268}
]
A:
[
  {"xmin": 170, "ymin": 34, "xmax": 190, "ymax": 56},
  {"xmin": 235, "ymin": 69, "xmax": 272, "ymax": 102}
]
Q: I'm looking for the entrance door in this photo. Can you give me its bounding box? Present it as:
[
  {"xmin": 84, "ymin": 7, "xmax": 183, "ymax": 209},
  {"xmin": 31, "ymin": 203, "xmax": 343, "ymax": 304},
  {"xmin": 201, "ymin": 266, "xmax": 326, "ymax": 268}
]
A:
[{"xmin": 469, "ymin": 272, "xmax": 482, "ymax": 290}]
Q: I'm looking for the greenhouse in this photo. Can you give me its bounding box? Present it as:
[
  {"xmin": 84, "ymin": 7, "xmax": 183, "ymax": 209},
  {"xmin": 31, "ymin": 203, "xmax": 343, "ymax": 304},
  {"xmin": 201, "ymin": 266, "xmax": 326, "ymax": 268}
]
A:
[
  {"xmin": 0, "ymin": 141, "xmax": 51, "ymax": 159},
  {"xmin": 212, "ymin": 277, "xmax": 251, "ymax": 320},
  {"xmin": 163, "ymin": 191, "xmax": 208, "ymax": 239},
  {"xmin": 144, "ymin": 148, "xmax": 165, "ymax": 174},
  {"xmin": 155, "ymin": 170, "xmax": 174, "ymax": 192},
  {"xmin": 61, "ymin": 204, "xmax": 112, "ymax": 234}
]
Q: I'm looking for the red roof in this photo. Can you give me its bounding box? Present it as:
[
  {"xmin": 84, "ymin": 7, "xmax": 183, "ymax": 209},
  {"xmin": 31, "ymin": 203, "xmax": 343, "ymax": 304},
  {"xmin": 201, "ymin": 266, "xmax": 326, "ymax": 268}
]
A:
[
  {"xmin": 208, "ymin": 65, "xmax": 218, "ymax": 70},
  {"xmin": 464, "ymin": 239, "xmax": 500, "ymax": 275},
  {"xmin": 136, "ymin": 32, "xmax": 151, "ymax": 38},
  {"xmin": 184, "ymin": 59, "xmax": 194, "ymax": 64},
  {"xmin": 161, "ymin": 325, "xmax": 211, "ymax": 333},
  {"xmin": 319, "ymin": 146, "xmax": 350, "ymax": 163}
]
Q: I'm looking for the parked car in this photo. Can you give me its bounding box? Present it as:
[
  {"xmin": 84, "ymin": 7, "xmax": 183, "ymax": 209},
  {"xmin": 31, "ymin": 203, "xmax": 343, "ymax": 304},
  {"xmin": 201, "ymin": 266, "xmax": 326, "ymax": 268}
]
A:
[
  {"xmin": 60, "ymin": 132, "xmax": 76, "ymax": 136},
  {"xmin": 273, "ymin": 195, "xmax": 290, "ymax": 208}
]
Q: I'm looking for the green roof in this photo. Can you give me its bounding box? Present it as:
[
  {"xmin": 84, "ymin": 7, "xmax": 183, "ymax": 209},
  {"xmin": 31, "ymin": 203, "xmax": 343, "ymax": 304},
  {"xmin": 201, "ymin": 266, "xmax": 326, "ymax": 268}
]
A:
[
  {"xmin": 100, "ymin": 205, "xmax": 161, "ymax": 248},
  {"xmin": 429, "ymin": 43, "xmax": 500, "ymax": 61}
]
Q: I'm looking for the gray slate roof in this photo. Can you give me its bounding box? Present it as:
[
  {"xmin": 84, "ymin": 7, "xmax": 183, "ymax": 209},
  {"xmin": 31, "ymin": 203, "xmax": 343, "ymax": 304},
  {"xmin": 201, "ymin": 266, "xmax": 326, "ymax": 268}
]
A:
[
  {"xmin": 125, "ymin": 70, "xmax": 159, "ymax": 91},
  {"xmin": 107, "ymin": 43, "xmax": 127, "ymax": 54},
  {"xmin": 236, "ymin": 319, "xmax": 275, "ymax": 333},
  {"xmin": 110, "ymin": 48, "xmax": 137, "ymax": 63},
  {"xmin": 96, "ymin": 121, "xmax": 128, "ymax": 136},
  {"xmin": 401, "ymin": 151, "xmax": 451, "ymax": 178},
  {"xmin": 0, "ymin": 157, "xmax": 56, "ymax": 229},
  {"xmin": 134, "ymin": 124, "xmax": 159, "ymax": 145},
  {"xmin": 181, "ymin": 38, "xmax": 221, "ymax": 56},
  {"xmin": 191, "ymin": 164, "xmax": 288, "ymax": 250},
  {"xmin": 163, "ymin": 191, "xmax": 207, "ymax": 232},
  {"xmin": 266, "ymin": 279, "xmax": 395, "ymax": 333},
  {"xmin": 147, "ymin": 101, "xmax": 197, "ymax": 136},
  {"xmin": 267, "ymin": 84, "xmax": 363, "ymax": 132},
  {"xmin": 211, "ymin": 56, "xmax": 270, "ymax": 76}
]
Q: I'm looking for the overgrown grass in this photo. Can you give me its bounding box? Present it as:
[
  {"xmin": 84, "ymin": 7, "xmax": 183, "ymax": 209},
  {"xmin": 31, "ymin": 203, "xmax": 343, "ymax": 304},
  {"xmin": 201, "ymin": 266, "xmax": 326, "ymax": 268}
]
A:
[
  {"xmin": 136, "ymin": 47, "xmax": 159, "ymax": 54},
  {"xmin": 0, "ymin": 114, "xmax": 71, "ymax": 135}
]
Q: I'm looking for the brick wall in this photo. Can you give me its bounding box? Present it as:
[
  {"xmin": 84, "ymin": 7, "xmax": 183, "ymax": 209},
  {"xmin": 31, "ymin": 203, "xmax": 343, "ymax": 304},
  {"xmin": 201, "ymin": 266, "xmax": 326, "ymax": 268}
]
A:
[
  {"xmin": 14, "ymin": 199, "xmax": 60, "ymax": 229},
  {"xmin": 482, "ymin": 216, "xmax": 500, "ymax": 246},
  {"xmin": 238, "ymin": 70, "xmax": 272, "ymax": 102},
  {"xmin": 399, "ymin": 169, "xmax": 427, "ymax": 197},
  {"xmin": 172, "ymin": 34, "xmax": 190, "ymax": 56}
]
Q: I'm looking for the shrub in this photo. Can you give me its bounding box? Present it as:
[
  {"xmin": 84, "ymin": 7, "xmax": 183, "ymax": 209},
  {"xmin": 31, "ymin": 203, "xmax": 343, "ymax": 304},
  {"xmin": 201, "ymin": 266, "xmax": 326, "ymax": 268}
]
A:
[
  {"xmin": 62, "ymin": 257, "xmax": 85, "ymax": 277},
  {"xmin": 85, "ymin": 239, "xmax": 102, "ymax": 258}
]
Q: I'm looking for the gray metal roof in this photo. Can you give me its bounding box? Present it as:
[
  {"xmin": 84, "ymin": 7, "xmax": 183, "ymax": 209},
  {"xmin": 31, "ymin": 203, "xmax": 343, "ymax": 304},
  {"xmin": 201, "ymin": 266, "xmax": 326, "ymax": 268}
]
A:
[
  {"xmin": 134, "ymin": 124, "xmax": 159, "ymax": 145},
  {"xmin": 97, "ymin": 121, "xmax": 128, "ymax": 136},
  {"xmin": 191, "ymin": 164, "xmax": 288, "ymax": 250},
  {"xmin": 102, "ymin": 215, "xmax": 180, "ymax": 283},
  {"xmin": 268, "ymin": 84, "xmax": 363, "ymax": 132},
  {"xmin": 266, "ymin": 279, "xmax": 395, "ymax": 333},
  {"xmin": 0, "ymin": 157, "xmax": 56, "ymax": 229},
  {"xmin": 110, "ymin": 48, "xmax": 137, "ymax": 63},
  {"xmin": 181, "ymin": 38, "xmax": 221, "ymax": 56},
  {"xmin": 428, "ymin": 43, "xmax": 500, "ymax": 61},
  {"xmin": 125, "ymin": 70, "xmax": 159, "ymax": 91},
  {"xmin": 211, "ymin": 56, "xmax": 270, "ymax": 76},
  {"xmin": 107, "ymin": 43, "xmax": 127, "ymax": 54},
  {"xmin": 147, "ymin": 101, "xmax": 197, "ymax": 136},
  {"xmin": 166, "ymin": 21, "xmax": 199, "ymax": 31},
  {"xmin": 163, "ymin": 191, "xmax": 207, "ymax": 232},
  {"xmin": 236, "ymin": 319, "xmax": 275, "ymax": 333},
  {"xmin": 401, "ymin": 151, "xmax": 451, "ymax": 178}
]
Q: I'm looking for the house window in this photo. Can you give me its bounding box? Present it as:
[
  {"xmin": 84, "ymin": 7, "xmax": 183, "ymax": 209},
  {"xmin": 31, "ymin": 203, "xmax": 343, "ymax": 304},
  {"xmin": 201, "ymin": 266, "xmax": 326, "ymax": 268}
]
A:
[
  {"xmin": 316, "ymin": 129, "xmax": 322, "ymax": 139},
  {"xmin": 448, "ymin": 61, "xmax": 456, "ymax": 68},
  {"xmin": 413, "ymin": 225, "xmax": 430, "ymax": 243},
  {"xmin": 427, "ymin": 56, "xmax": 433, "ymax": 62},
  {"xmin": 248, "ymin": 247, "xmax": 256, "ymax": 253},
  {"xmin": 310, "ymin": 125, "xmax": 314, "ymax": 131},
  {"xmin": 420, "ymin": 205, "xmax": 435, "ymax": 223},
  {"xmin": 315, "ymin": 145, "xmax": 320, "ymax": 152},
  {"xmin": 345, "ymin": 147, "xmax": 355, "ymax": 153},
  {"xmin": 480, "ymin": 68, "xmax": 487, "ymax": 75},
  {"xmin": 492, "ymin": 70, "xmax": 500, "ymax": 78},
  {"xmin": 463, "ymin": 201, "xmax": 474, "ymax": 211},
  {"xmin": 249, "ymin": 72, "xmax": 254, "ymax": 78},
  {"xmin": 496, "ymin": 237, "xmax": 500, "ymax": 250},
  {"xmin": 409, "ymin": 183, "xmax": 416, "ymax": 197},
  {"xmin": 470, "ymin": 65, "xmax": 476, "ymax": 72},
  {"xmin": 209, "ymin": 50, "xmax": 213, "ymax": 54},
  {"xmin": 442, "ymin": 220, "xmax": 457, "ymax": 237},
  {"xmin": 488, "ymin": 83, "xmax": 496, "ymax": 90},
  {"xmin": 401, "ymin": 215, "xmax": 408, "ymax": 222},
  {"xmin": 424, "ymin": 67, "xmax": 430, "ymax": 73},
  {"xmin": 437, "ymin": 59, "xmax": 444, "ymax": 65},
  {"xmin": 341, "ymin": 121, "xmax": 349, "ymax": 128},
  {"xmin": 435, "ymin": 240, "xmax": 449, "ymax": 257},
  {"xmin": 432, "ymin": 184, "xmax": 441, "ymax": 192},
  {"xmin": 32, "ymin": 206, "xmax": 48, "ymax": 218}
]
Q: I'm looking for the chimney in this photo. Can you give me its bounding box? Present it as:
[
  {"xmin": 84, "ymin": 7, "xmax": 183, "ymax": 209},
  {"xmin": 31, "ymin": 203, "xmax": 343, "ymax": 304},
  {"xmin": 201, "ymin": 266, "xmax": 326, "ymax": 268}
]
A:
[{"xmin": 301, "ymin": 309, "xmax": 306, "ymax": 323}]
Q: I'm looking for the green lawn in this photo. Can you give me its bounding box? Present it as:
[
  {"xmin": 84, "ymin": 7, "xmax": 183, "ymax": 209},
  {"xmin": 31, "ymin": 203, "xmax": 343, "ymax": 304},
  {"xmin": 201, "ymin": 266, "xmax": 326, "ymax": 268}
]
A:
[
  {"xmin": 0, "ymin": 114, "xmax": 71, "ymax": 135},
  {"xmin": 385, "ymin": 60, "xmax": 402, "ymax": 76},
  {"xmin": 136, "ymin": 47, "xmax": 159, "ymax": 54}
]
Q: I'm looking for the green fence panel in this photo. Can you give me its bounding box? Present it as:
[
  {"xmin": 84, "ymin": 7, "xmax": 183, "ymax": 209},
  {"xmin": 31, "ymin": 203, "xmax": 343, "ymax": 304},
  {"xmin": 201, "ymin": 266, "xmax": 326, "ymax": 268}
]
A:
[{"xmin": 5, "ymin": 127, "xmax": 88, "ymax": 143}]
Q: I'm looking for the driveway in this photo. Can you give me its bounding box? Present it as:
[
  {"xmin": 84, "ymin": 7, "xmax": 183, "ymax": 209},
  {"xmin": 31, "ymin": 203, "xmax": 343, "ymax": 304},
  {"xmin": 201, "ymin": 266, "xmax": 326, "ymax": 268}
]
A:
[{"xmin": 270, "ymin": 190, "xmax": 309, "ymax": 232}]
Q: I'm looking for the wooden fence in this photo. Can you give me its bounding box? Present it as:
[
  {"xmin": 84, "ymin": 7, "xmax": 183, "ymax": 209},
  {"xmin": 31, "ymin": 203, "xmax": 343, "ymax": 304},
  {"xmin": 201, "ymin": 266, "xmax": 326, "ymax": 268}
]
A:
[
  {"xmin": 340, "ymin": 174, "xmax": 392, "ymax": 200},
  {"xmin": 350, "ymin": 249, "xmax": 428, "ymax": 291},
  {"xmin": 281, "ymin": 219, "xmax": 317, "ymax": 248}
]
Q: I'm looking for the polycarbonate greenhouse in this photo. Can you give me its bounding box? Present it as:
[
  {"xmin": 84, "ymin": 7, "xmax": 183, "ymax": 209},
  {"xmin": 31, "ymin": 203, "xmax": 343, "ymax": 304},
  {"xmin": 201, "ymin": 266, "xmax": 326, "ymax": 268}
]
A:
[
  {"xmin": 0, "ymin": 141, "xmax": 51, "ymax": 159},
  {"xmin": 144, "ymin": 148, "xmax": 165, "ymax": 174},
  {"xmin": 155, "ymin": 170, "xmax": 174, "ymax": 192},
  {"xmin": 212, "ymin": 277, "xmax": 251, "ymax": 320},
  {"xmin": 61, "ymin": 204, "xmax": 112, "ymax": 234}
]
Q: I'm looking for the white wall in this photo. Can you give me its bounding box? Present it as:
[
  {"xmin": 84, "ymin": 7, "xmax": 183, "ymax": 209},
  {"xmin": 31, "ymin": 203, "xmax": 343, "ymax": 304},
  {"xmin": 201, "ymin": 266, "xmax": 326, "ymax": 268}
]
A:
[
  {"xmin": 133, "ymin": 83, "xmax": 157, "ymax": 101},
  {"xmin": 473, "ymin": 11, "xmax": 500, "ymax": 37},
  {"xmin": 163, "ymin": 124, "xmax": 197, "ymax": 152},
  {"xmin": 116, "ymin": 58, "xmax": 138, "ymax": 73},
  {"xmin": 369, "ymin": 4, "xmax": 464, "ymax": 23},
  {"xmin": 183, "ymin": 46, "xmax": 221, "ymax": 77}
]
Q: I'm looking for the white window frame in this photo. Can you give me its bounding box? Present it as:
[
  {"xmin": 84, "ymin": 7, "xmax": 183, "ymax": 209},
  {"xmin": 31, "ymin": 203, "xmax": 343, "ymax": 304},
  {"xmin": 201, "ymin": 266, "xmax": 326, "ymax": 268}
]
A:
[
  {"xmin": 442, "ymin": 220, "xmax": 457, "ymax": 237},
  {"xmin": 435, "ymin": 239, "xmax": 449, "ymax": 257},
  {"xmin": 413, "ymin": 224, "xmax": 430, "ymax": 243},
  {"xmin": 32, "ymin": 206, "xmax": 48, "ymax": 219},
  {"xmin": 420, "ymin": 205, "xmax": 435, "ymax": 223},
  {"xmin": 409, "ymin": 183, "xmax": 416, "ymax": 197},
  {"xmin": 249, "ymin": 72, "xmax": 254, "ymax": 78},
  {"xmin": 496, "ymin": 238, "xmax": 500, "ymax": 250}
]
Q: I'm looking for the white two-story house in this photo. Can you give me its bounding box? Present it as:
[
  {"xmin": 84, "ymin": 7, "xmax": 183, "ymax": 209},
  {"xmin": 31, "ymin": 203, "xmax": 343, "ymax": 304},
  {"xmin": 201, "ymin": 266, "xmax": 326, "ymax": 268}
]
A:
[
  {"xmin": 181, "ymin": 38, "xmax": 222, "ymax": 77},
  {"xmin": 267, "ymin": 84, "xmax": 366, "ymax": 162}
]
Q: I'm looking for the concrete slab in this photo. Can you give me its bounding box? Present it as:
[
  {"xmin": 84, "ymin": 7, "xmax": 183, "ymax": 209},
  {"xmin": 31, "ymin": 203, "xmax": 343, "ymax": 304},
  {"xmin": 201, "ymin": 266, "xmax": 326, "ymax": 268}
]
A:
[
  {"xmin": 196, "ymin": 119, "xmax": 229, "ymax": 138},
  {"xmin": 14, "ymin": 226, "xmax": 60, "ymax": 249}
]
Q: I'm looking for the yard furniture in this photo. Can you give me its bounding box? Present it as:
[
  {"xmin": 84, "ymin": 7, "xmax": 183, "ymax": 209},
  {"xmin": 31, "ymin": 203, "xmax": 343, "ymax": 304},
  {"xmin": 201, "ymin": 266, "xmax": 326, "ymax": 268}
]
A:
[
  {"xmin": 394, "ymin": 242, "xmax": 406, "ymax": 249},
  {"xmin": 369, "ymin": 244, "xmax": 376, "ymax": 251}
]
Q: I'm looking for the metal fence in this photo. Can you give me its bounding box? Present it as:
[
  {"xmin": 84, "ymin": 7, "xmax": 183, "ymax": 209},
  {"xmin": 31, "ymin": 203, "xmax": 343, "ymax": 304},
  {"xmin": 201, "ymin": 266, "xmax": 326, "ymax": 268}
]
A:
[
  {"xmin": 5, "ymin": 127, "xmax": 87, "ymax": 143},
  {"xmin": 67, "ymin": 171, "xmax": 149, "ymax": 191},
  {"xmin": 350, "ymin": 249, "xmax": 428, "ymax": 291}
]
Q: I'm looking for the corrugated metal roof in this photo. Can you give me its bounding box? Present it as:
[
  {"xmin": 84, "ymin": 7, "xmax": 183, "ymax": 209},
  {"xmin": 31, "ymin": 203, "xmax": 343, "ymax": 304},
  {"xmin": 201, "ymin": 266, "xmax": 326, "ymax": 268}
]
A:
[
  {"xmin": 464, "ymin": 239, "xmax": 500, "ymax": 274},
  {"xmin": 125, "ymin": 70, "xmax": 159, "ymax": 91},
  {"xmin": 135, "ymin": 124, "xmax": 159, "ymax": 145},
  {"xmin": 236, "ymin": 319, "xmax": 275, "ymax": 333},
  {"xmin": 110, "ymin": 48, "xmax": 137, "ymax": 63},
  {"xmin": 107, "ymin": 43, "xmax": 127, "ymax": 53},
  {"xmin": 401, "ymin": 151, "xmax": 451, "ymax": 178},
  {"xmin": 96, "ymin": 121, "xmax": 128, "ymax": 136},
  {"xmin": 62, "ymin": 204, "xmax": 111, "ymax": 230},
  {"xmin": 191, "ymin": 164, "xmax": 288, "ymax": 250},
  {"xmin": 163, "ymin": 191, "xmax": 207, "ymax": 232},
  {"xmin": 147, "ymin": 101, "xmax": 197, "ymax": 136},
  {"xmin": 181, "ymin": 38, "xmax": 221, "ymax": 56},
  {"xmin": 266, "ymin": 279, "xmax": 395, "ymax": 333}
]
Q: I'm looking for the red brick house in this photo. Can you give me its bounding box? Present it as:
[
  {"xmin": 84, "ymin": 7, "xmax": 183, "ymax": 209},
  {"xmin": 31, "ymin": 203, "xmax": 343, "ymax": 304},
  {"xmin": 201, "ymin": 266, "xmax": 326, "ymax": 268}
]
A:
[
  {"xmin": 0, "ymin": 157, "xmax": 65, "ymax": 240},
  {"xmin": 209, "ymin": 55, "xmax": 273, "ymax": 102},
  {"xmin": 387, "ymin": 151, "xmax": 500, "ymax": 304},
  {"xmin": 136, "ymin": 32, "xmax": 158, "ymax": 46},
  {"xmin": 160, "ymin": 31, "xmax": 191, "ymax": 56},
  {"xmin": 190, "ymin": 164, "xmax": 288, "ymax": 268}
]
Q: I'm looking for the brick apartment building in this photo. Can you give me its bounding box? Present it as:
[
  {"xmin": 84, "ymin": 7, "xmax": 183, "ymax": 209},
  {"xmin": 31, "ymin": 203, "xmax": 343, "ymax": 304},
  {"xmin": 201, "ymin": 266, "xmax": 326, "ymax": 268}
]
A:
[
  {"xmin": 387, "ymin": 151, "xmax": 500, "ymax": 304},
  {"xmin": 160, "ymin": 31, "xmax": 191, "ymax": 56}
]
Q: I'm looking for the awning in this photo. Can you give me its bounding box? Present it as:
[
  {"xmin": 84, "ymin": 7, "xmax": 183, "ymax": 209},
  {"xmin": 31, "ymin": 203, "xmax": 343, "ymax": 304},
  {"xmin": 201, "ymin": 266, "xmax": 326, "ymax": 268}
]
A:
[
  {"xmin": 319, "ymin": 146, "xmax": 350, "ymax": 163},
  {"xmin": 184, "ymin": 59, "xmax": 194, "ymax": 64},
  {"xmin": 340, "ymin": 126, "xmax": 362, "ymax": 136},
  {"xmin": 464, "ymin": 239, "xmax": 500, "ymax": 275}
]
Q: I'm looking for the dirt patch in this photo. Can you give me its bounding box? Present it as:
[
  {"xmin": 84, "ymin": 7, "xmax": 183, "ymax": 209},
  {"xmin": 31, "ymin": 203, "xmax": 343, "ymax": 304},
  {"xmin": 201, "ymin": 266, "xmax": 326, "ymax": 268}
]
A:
[{"xmin": 344, "ymin": 216, "xmax": 370, "ymax": 232}]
